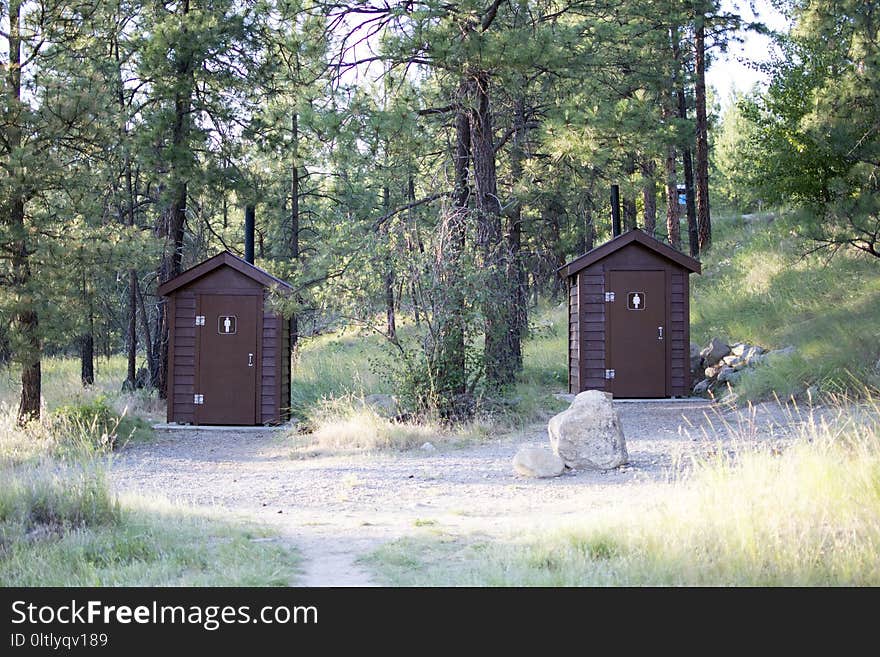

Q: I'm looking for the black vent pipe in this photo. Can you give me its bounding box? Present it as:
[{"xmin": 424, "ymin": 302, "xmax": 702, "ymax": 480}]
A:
[
  {"xmin": 610, "ymin": 185, "xmax": 621, "ymax": 237},
  {"xmin": 244, "ymin": 205, "xmax": 255, "ymax": 264}
]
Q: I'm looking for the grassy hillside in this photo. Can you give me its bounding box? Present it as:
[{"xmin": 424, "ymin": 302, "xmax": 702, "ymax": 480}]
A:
[{"xmin": 691, "ymin": 213, "xmax": 880, "ymax": 399}]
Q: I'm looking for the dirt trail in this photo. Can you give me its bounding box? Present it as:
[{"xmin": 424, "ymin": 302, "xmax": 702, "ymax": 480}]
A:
[{"xmin": 109, "ymin": 399, "xmax": 801, "ymax": 586}]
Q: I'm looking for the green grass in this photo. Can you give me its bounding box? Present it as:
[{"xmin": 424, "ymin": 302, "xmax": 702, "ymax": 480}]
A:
[
  {"xmin": 691, "ymin": 213, "xmax": 880, "ymax": 399},
  {"xmin": 291, "ymin": 330, "xmax": 392, "ymax": 419},
  {"xmin": 1, "ymin": 496, "xmax": 299, "ymax": 587},
  {"xmin": 366, "ymin": 400, "xmax": 880, "ymax": 586},
  {"xmin": 0, "ymin": 410, "xmax": 299, "ymax": 586}
]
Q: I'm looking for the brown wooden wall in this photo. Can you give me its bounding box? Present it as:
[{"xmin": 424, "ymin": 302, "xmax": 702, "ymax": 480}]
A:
[
  {"xmin": 568, "ymin": 278, "xmax": 579, "ymax": 393},
  {"xmin": 568, "ymin": 242, "xmax": 692, "ymax": 397},
  {"xmin": 170, "ymin": 291, "xmax": 197, "ymax": 423},
  {"xmin": 280, "ymin": 318, "xmax": 291, "ymax": 421},
  {"xmin": 260, "ymin": 304, "xmax": 279, "ymax": 424}
]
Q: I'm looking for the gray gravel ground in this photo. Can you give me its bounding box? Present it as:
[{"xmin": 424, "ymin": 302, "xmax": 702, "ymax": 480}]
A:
[{"xmin": 109, "ymin": 398, "xmax": 812, "ymax": 586}]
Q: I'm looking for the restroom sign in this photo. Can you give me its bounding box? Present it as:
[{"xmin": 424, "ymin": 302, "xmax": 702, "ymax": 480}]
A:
[
  {"xmin": 627, "ymin": 292, "xmax": 645, "ymax": 310},
  {"xmin": 218, "ymin": 315, "xmax": 237, "ymax": 335}
]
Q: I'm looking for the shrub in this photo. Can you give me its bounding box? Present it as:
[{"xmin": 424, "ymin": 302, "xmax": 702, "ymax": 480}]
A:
[{"xmin": 51, "ymin": 395, "xmax": 150, "ymax": 451}]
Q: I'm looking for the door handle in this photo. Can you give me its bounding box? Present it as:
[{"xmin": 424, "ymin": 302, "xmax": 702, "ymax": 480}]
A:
[
  {"xmin": 248, "ymin": 353, "xmax": 254, "ymax": 367},
  {"xmin": 658, "ymin": 326, "xmax": 664, "ymax": 341}
]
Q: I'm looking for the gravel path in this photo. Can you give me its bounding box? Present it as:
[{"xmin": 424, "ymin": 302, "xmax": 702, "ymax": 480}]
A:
[{"xmin": 109, "ymin": 399, "xmax": 803, "ymax": 586}]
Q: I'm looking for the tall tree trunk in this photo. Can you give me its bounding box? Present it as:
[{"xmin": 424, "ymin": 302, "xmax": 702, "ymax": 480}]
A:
[
  {"xmin": 126, "ymin": 269, "xmax": 137, "ymax": 387},
  {"xmin": 156, "ymin": 0, "xmax": 194, "ymax": 398},
  {"xmin": 8, "ymin": 1, "xmax": 40, "ymax": 424},
  {"xmin": 673, "ymin": 24, "xmax": 700, "ymax": 257},
  {"xmin": 405, "ymin": 175, "xmax": 421, "ymax": 328},
  {"xmin": 544, "ymin": 197, "xmax": 566, "ymax": 300},
  {"xmin": 80, "ymin": 332, "xmax": 95, "ymax": 386},
  {"xmin": 469, "ymin": 72, "xmax": 514, "ymax": 388},
  {"xmin": 577, "ymin": 179, "xmax": 596, "ymax": 254},
  {"xmin": 290, "ymin": 113, "xmax": 300, "ymax": 351},
  {"xmin": 381, "ymin": 185, "xmax": 396, "ymax": 339},
  {"xmin": 80, "ymin": 269, "xmax": 94, "ymax": 386},
  {"xmin": 622, "ymin": 156, "xmax": 638, "ymax": 231},
  {"xmin": 641, "ymin": 159, "xmax": 657, "ymax": 237},
  {"xmin": 694, "ymin": 17, "xmax": 712, "ymax": 251},
  {"xmin": 507, "ymin": 97, "xmax": 529, "ymax": 371},
  {"xmin": 136, "ymin": 277, "xmax": 157, "ymax": 387},
  {"xmin": 113, "ymin": 32, "xmax": 138, "ymax": 390},
  {"xmin": 664, "ymin": 144, "xmax": 681, "ymax": 250},
  {"xmin": 435, "ymin": 80, "xmax": 471, "ymax": 409}
]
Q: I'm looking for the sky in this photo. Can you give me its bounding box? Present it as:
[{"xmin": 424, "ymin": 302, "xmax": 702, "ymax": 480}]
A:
[{"xmin": 705, "ymin": 0, "xmax": 793, "ymax": 106}]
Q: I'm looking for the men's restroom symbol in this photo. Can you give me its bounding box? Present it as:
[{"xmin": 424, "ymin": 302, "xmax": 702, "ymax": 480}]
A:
[{"xmin": 218, "ymin": 315, "xmax": 237, "ymax": 335}]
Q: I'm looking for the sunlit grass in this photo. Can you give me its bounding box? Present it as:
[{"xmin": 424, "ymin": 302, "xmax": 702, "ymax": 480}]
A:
[
  {"xmin": 0, "ymin": 355, "xmax": 164, "ymax": 421},
  {"xmin": 691, "ymin": 213, "xmax": 880, "ymax": 399},
  {"xmin": 366, "ymin": 398, "xmax": 880, "ymax": 586},
  {"xmin": 0, "ymin": 407, "xmax": 299, "ymax": 586}
]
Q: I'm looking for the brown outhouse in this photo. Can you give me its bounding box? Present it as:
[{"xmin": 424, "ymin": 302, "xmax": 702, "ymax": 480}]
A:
[
  {"xmin": 158, "ymin": 251, "xmax": 293, "ymax": 425},
  {"xmin": 559, "ymin": 229, "xmax": 701, "ymax": 398}
]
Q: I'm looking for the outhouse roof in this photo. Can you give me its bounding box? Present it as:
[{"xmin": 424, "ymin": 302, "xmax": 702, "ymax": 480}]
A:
[
  {"xmin": 157, "ymin": 251, "xmax": 293, "ymax": 297},
  {"xmin": 559, "ymin": 229, "xmax": 702, "ymax": 277}
]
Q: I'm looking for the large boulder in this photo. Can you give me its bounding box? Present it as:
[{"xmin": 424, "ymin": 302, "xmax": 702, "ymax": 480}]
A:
[
  {"xmin": 700, "ymin": 337, "xmax": 730, "ymax": 368},
  {"xmin": 548, "ymin": 391, "xmax": 628, "ymax": 470},
  {"xmin": 512, "ymin": 446, "xmax": 565, "ymax": 478}
]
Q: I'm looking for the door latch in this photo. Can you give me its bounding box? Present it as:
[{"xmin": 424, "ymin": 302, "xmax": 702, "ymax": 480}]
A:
[
  {"xmin": 248, "ymin": 353, "xmax": 254, "ymax": 367},
  {"xmin": 658, "ymin": 326, "xmax": 664, "ymax": 340}
]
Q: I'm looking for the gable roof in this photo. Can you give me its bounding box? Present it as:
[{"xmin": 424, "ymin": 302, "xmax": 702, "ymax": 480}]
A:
[
  {"xmin": 559, "ymin": 229, "xmax": 701, "ymax": 277},
  {"xmin": 157, "ymin": 251, "xmax": 293, "ymax": 297}
]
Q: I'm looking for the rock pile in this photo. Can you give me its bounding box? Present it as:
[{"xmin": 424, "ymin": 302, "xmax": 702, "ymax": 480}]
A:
[{"xmin": 690, "ymin": 338, "xmax": 796, "ymax": 395}]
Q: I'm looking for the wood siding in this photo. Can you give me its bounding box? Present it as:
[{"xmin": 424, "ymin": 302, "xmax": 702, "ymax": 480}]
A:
[
  {"xmin": 170, "ymin": 291, "xmax": 196, "ymax": 422},
  {"xmin": 578, "ymin": 269, "xmax": 607, "ymax": 390},
  {"xmin": 260, "ymin": 303, "xmax": 278, "ymax": 424},
  {"xmin": 568, "ymin": 278, "xmax": 579, "ymax": 393},
  {"xmin": 670, "ymin": 269, "xmax": 688, "ymax": 396},
  {"xmin": 280, "ymin": 317, "xmax": 291, "ymax": 421}
]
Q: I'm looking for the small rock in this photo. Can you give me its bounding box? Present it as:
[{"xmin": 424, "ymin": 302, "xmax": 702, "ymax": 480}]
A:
[
  {"xmin": 700, "ymin": 337, "xmax": 730, "ymax": 368},
  {"xmin": 693, "ymin": 379, "xmax": 711, "ymax": 394},
  {"xmin": 705, "ymin": 365, "xmax": 722, "ymax": 379},
  {"xmin": 512, "ymin": 446, "xmax": 565, "ymax": 478},
  {"xmin": 420, "ymin": 441, "xmax": 437, "ymax": 452},
  {"xmin": 721, "ymin": 354, "xmax": 745, "ymax": 369}
]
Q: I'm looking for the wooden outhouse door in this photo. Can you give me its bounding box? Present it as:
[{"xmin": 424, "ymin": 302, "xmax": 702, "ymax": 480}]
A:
[
  {"xmin": 196, "ymin": 294, "xmax": 259, "ymax": 424},
  {"xmin": 606, "ymin": 270, "xmax": 667, "ymax": 397}
]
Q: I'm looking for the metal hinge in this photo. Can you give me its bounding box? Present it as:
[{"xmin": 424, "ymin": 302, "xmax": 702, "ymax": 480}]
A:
[
  {"xmin": 604, "ymin": 292, "xmax": 615, "ymax": 302},
  {"xmin": 605, "ymin": 369, "xmax": 616, "ymax": 380},
  {"xmin": 195, "ymin": 315, "xmax": 205, "ymax": 326},
  {"xmin": 193, "ymin": 394, "xmax": 204, "ymax": 405}
]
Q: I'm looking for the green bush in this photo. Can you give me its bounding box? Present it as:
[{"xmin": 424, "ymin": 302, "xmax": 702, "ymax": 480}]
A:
[{"xmin": 51, "ymin": 395, "xmax": 151, "ymax": 451}]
